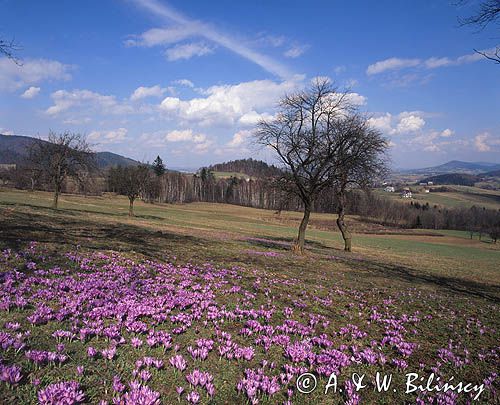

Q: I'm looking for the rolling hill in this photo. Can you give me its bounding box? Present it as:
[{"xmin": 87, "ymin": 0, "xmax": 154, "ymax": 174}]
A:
[
  {"xmin": 206, "ymin": 158, "xmax": 283, "ymax": 178},
  {"xmin": 0, "ymin": 134, "xmax": 139, "ymax": 169},
  {"xmin": 421, "ymin": 173, "xmax": 479, "ymax": 186},
  {"xmin": 402, "ymin": 160, "xmax": 500, "ymax": 175}
]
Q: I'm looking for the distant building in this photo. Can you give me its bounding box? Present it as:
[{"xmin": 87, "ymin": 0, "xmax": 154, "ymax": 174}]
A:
[
  {"xmin": 423, "ymin": 188, "xmax": 430, "ymax": 193},
  {"xmin": 384, "ymin": 186, "xmax": 395, "ymax": 192},
  {"xmin": 401, "ymin": 189, "xmax": 412, "ymax": 198},
  {"xmin": 427, "ymin": 181, "xmax": 433, "ymax": 185},
  {"xmin": 419, "ymin": 182, "xmax": 427, "ymax": 186}
]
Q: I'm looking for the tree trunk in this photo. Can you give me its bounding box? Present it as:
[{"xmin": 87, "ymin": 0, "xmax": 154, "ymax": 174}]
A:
[
  {"xmin": 129, "ymin": 198, "xmax": 134, "ymax": 217},
  {"xmin": 52, "ymin": 189, "xmax": 59, "ymax": 209},
  {"xmin": 336, "ymin": 198, "xmax": 352, "ymax": 252},
  {"xmin": 292, "ymin": 203, "xmax": 311, "ymax": 254}
]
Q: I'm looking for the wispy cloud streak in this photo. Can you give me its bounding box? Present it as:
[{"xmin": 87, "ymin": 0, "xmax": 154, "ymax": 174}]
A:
[{"xmin": 131, "ymin": 0, "xmax": 293, "ymax": 79}]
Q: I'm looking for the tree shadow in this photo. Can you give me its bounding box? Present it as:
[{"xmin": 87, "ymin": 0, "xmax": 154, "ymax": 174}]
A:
[
  {"xmin": 0, "ymin": 201, "xmax": 164, "ymax": 221},
  {"xmin": 246, "ymin": 235, "xmax": 331, "ymax": 251},
  {"xmin": 333, "ymin": 255, "xmax": 500, "ymax": 303},
  {"xmin": 0, "ymin": 208, "xmax": 205, "ymax": 261}
]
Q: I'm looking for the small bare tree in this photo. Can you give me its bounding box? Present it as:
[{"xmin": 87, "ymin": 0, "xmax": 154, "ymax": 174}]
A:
[
  {"xmin": 113, "ymin": 164, "xmax": 150, "ymax": 216},
  {"xmin": 29, "ymin": 132, "xmax": 96, "ymax": 208},
  {"xmin": 255, "ymin": 79, "xmax": 354, "ymax": 254}
]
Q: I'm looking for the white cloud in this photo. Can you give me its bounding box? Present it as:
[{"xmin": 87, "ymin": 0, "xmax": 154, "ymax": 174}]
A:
[
  {"xmin": 368, "ymin": 111, "xmax": 425, "ymax": 135},
  {"xmin": 474, "ymin": 132, "xmax": 500, "ymax": 152},
  {"xmin": 20, "ymin": 86, "xmax": 41, "ymax": 99},
  {"xmin": 284, "ymin": 45, "xmax": 308, "ymax": 58},
  {"xmin": 125, "ymin": 26, "xmax": 197, "ymax": 47},
  {"xmin": 226, "ymin": 129, "xmax": 251, "ymax": 148},
  {"xmin": 474, "ymin": 133, "xmax": 490, "ymax": 152},
  {"xmin": 161, "ymin": 129, "xmax": 213, "ymax": 154},
  {"xmin": 159, "ymin": 77, "xmax": 303, "ymax": 126},
  {"xmin": 46, "ymin": 89, "xmax": 133, "ymax": 116},
  {"xmin": 0, "ymin": 58, "xmax": 72, "ymax": 91},
  {"xmin": 158, "ymin": 77, "xmax": 366, "ymax": 128},
  {"xmin": 165, "ymin": 129, "xmax": 206, "ymax": 143},
  {"xmin": 165, "ymin": 42, "xmax": 214, "ymax": 61},
  {"xmin": 344, "ymin": 92, "xmax": 367, "ymax": 106},
  {"xmin": 367, "ymin": 48, "xmax": 496, "ymax": 75},
  {"xmin": 440, "ymin": 128, "xmax": 454, "ymax": 137},
  {"xmin": 368, "ymin": 113, "xmax": 393, "ymax": 133},
  {"xmin": 367, "ymin": 58, "xmax": 421, "ymax": 75},
  {"xmin": 88, "ymin": 128, "xmax": 128, "ymax": 144},
  {"xmin": 238, "ymin": 111, "xmax": 274, "ymax": 126},
  {"xmin": 396, "ymin": 114, "xmax": 425, "ymax": 133},
  {"xmin": 130, "ymin": 85, "xmax": 167, "ymax": 101},
  {"xmin": 423, "ymin": 57, "xmax": 453, "ymax": 69},
  {"xmin": 129, "ymin": 0, "xmax": 292, "ymax": 79},
  {"xmin": 173, "ymin": 79, "xmax": 194, "ymax": 87},
  {"xmin": 423, "ymin": 144, "xmax": 440, "ymax": 152}
]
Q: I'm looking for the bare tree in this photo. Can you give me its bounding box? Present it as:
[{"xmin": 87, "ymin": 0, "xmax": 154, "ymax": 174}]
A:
[
  {"xmin": 456, "ymin": 0, "xmax": 500, "ymax": 64},
  {"xmin": 29, "ymin": 132, "xmax": 96, "ymax": 208},
  {"xmin": 255, "ymin": 79, "xmax": 354, "ymax": 254},
  {"xmin": 112, "ymin": 164, "xmax": 150, "ymax": 216},
  {"xmin": 328, "ymin": 115, "xmax": 389, "ymax": 251}
]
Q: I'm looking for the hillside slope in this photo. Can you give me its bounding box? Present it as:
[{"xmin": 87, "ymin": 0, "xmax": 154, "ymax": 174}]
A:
[
  {"xmin": 0, "ymin": 134, "xmax": 138, "ymax": 169},
  {"xmin": 207, "ymin": 158, "xmax": 283, "ymax": 178}
]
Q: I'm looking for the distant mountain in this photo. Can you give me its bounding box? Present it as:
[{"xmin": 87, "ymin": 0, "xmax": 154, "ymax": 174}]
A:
[
  {"xmin": 0, "ymin": 134, "xmax": 139, "ymax": 169},
  {"xmin": 402, "ymin": 160, "xmax": 500, "ymax": 175},
  {"xmin": 94, "ymin": 151, "xmax": 139, "ymax": 168}
]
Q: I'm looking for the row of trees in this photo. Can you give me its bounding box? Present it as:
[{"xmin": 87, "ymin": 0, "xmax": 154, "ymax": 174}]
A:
[
  {"xmin": 1, "ymin": 81, "xmax": 498, "ymax": 252},
  {"xmin": 2, "ymin": 136, "xmax": 499, "ymax": 246},
  {"xmin": 105, "ymin": 169, "xmax": 500, "ymax": 241}
]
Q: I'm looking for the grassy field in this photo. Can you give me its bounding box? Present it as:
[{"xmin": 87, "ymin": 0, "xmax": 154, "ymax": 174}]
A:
[
  {"xmin": 375, "ymin": 185, "xmax": 500, "ymax": 210},
  {"xmin": 0, "ymin": 189, "xmax": 498, "ymax": 404}
]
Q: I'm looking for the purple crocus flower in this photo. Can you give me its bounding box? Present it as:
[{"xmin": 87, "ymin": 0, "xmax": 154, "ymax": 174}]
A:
[{"xmin": 38, "ymin": 381, "xmax": 85, "ymax": 405}]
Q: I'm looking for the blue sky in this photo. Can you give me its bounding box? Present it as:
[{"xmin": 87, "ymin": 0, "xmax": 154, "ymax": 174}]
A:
[{"xmin": 0, "ymin": 0, "xmax": 498, "ymax": 169}]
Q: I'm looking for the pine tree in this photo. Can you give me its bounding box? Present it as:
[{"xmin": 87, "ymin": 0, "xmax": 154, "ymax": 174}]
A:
[{"xmin": 152, "ymin": 155, "xmax": 165, "ymax": 176}]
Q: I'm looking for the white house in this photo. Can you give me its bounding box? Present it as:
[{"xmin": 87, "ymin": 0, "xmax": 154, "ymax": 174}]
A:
[{"xmin": 384, "ymin": 186, "xmax": 395, "ymax": 192}]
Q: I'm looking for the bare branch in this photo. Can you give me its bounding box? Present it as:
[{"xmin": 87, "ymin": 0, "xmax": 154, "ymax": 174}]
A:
[
  {"xmin": 0, "ymin": 36, "xmax": 22, "ymax": 65},
  {"xmin": 474, "ymin": 46, "xmax": 500, "ymax": 63}
]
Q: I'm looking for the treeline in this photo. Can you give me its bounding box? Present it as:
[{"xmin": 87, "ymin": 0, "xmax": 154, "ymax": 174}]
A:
[
  {"xmin": 421, "ymin": 173, "xmax": 478, "ymax": 186},
  {"xmin": 106, "ymin": 167, "xmax": 500, "ymax": 240},
  {"xmin": 1, "ymin": 153, "xmax": 499, "ymax": 241}
]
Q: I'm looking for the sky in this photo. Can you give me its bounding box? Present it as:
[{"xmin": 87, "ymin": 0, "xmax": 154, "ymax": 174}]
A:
[{"xmin": 0, "ymin": 0, "xmax": 499, "ymax": 170}]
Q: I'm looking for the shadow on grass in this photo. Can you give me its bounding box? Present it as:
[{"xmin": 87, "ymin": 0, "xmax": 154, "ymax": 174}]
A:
[
  {"xmin": 0, "ymin": 208, "xmax": 204, "ymax": 261},
  {"xmin": 245, "ymin": 235, "xmax": 331, "ymax": 251},
  {"xmin": 332, "ymin": 255, "xmax": 500, "ymax": 304},
  {"xmin": 0, "ymin": 201, "xmax": 164, "ymax": 221}
]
